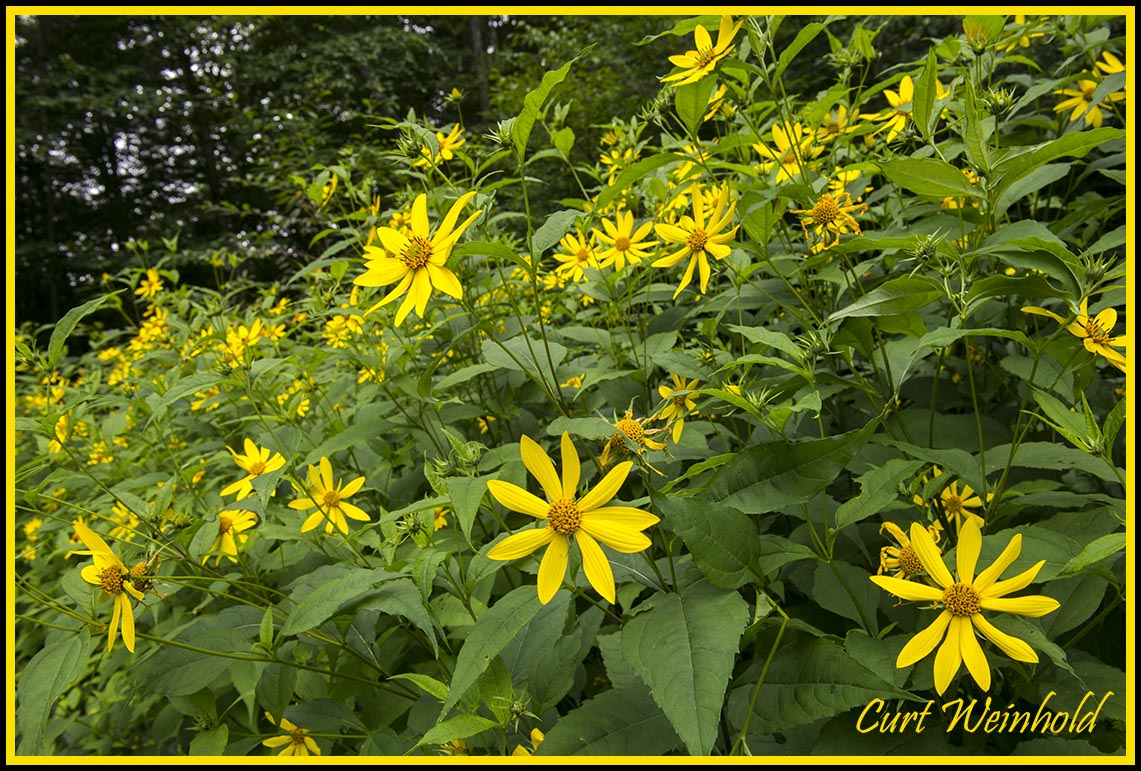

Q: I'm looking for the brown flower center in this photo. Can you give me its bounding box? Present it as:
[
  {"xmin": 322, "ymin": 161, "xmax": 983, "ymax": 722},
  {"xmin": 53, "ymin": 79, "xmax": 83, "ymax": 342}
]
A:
[
  {"xmin": 616, "ymin": 418, "xmax": 646, "ymax": 444},
  {"xmin": 219, "ymin": 515, "xmax": 234, "ymax": 535},
  {"xmin": 897, "ymin": 545, "xmax": 923, "ymax": 577},
  {"xmin": 686, "ymin": 227, "xmax": 709, "ymax": 252},
  {"xmin": 672, "ymin": 394, "xmax": 689, "ymax": 407},
  {"xmin": 322, "ymin": 490, "xmax": 342, "ymax": 509},
  {"xmin": 575, "ymin": 248, "xmax": 591, "ymax": 264},
  {"xmin": 248, "ymin": 461, "xmax": 266, "ymax": 476},
  {"xmin": 811, "ymin": 194, "xmax": 840, "ymax": 224},
  {"xmin": 1084, "ymin": 316, "xmax": 1112, "ymax": 345},
  {"xmin": 614, "ymin": 236, "xmax": 631, "ymax": 252},
  {"xmin": 943, "ymin": 582, "xmax": 981, "ymax": 616},
  {"xmin": 942, "ymin": 494, "xmax": 964, "ymax": 515},
  {"xmin": 98, "ymin": 565, "xmax": 125, "ymax": 595},
  {"xmin": 547, "ymin": 497, "xmax": 582, "ymax": 536},
  {"xmin": 694, "ymin": 46, "xmax": 717, "ymax": 69},
  {"xmin": 402, "ymin": 236, "xmax": 434, "ymax": 270}
]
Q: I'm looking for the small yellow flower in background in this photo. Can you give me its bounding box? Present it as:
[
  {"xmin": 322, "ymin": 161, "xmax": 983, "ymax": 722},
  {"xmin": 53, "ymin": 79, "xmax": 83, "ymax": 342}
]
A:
[
  {"xmin": 319, "ymin": 174, "xmax": 338, "ymax": 209},
  {"xmin": 912, "ymin": 466, "xmax": 990, "ymax": 533},
  {"xmin": 202, "ymin": 510, "xmax": 257, "ymax": 565},
  {"xmin": 71, "ymin": 520, "xmax": 146, "ymax": 653},
  {"xmin": 289, "ymin": 457, "xmax": 370, "ymax": 535},
  {"xmin": 653, "ymin": 182, "xmax": 738, "ymax": 299},
  {"xmin": 222, "ymin": 319, "xmax": 263, "ymax": 361},
  {"xmin": 487, "ymin": 433, "xmax": 659, "ymax": 605},
  {"xmin": 998, "ymin": 14, "xmax": 1048, "ymax": 53},
  {"xmin": 560, "ymin": 374, "xmax": 585, "ymax": 389},
  {"xmin": 599, "ymin": 146, "xmax": 638, "ymax": 185},
  {"xmin": 322, "ymin": 313, "xmax": 364, "ymax": 348},
  {"xmin": 262, "ymin": 711, "xmax": 320, "ymax": 756},
  {"xmin": 448, "ymin": 86, "xmax": 464, "ymax": 102},
  {"xmin": 940, "ymin": 168, "xmax": 981, "ymax": 210},
  {"xmin": 87, "ymin": 440, "xmax": 113, "ymax": 466},
  {"xmin": 872, "ymin": 75, "xmax": 915, "ymax": 142},
  {"xmin": 109, "ymin": 501, "xmax": 141, "ymax": 542},
  {"xmin": 1095, "ymin": 50, "xmax": 1124, "ymax": 75},
  {"xmin": 222, "ymin": 438, "xmax": 286, "ymax": 500},
  {"xmin": 134, "ymin": 268, "xmax": 164, "ymax": 299},
  {"xmin": 790, "ymin": 191, "xmax": 867, "ymax": 249},
  {"xmin": 554, "ymin": 230, "xmax": 599, "ymax": 281},
  {"xmin": 354, "ymin": 191, "xmax": 482, "ymax": 327},
  {"xmin": 817, "ymin": 104, "xmax": 862, "ymax": 143},
  {"xmin": 704, "ymin": 83, "xmax": 735, "ymax": 121},
  {"xmin": 296, "ymin": 397, "xmax": 311, "ymax": 418},
  {"xmin": 433, "ymin": 506, "xmax": 450, "ymax": 532},
  {"xmin": 414, "ymin": 124, "xmax": 466, "ymax": 168},
  {"xmin": 595, "ymin": 210, "xmax": 656, "ymax": 272},
  {"xmin": 660, "ymin": 14, "xmax": 741, "ymax": 87},
  {"xmin": 440, "ymin": 738, "xmax": 469, "ymax": 756},
  {"xmin": 48, "ymin": 413, "xmax": 71, "ymax": 453},
  {"xmin": 24, "ymin": 517, "xmax": 44, "ymax": 542},
  {"xmin": 512, "ymin": 728, "xmax": 546, "ymax": 756},
  {"xmin": 657, "ymin": 373, "xmax": 700, "ymax": 443},
  {"xmin": 753, "ymin": 121, "xmax": 822, "ymax": 182},
  {"xmin": 477, "ymin": 415, "xmax": 496, "ymax": 434},
  {"xmin": 1053, "ymin": 78, "xmax": 1125, "ymax": 129},
  {"xmin": 1022, "ymin": 298, "xmax": 1127, "ymax": 374},
  {"xmin": 599, "ymin": 409, "xmax": 668, "ymax": 469},
  {"xmin": 870, "ymin": 519, "xmax": 1060, "ymax": 695},
  {"xmin": 878, "ymin": 521, "xmax": 941, "ymax": 580}
]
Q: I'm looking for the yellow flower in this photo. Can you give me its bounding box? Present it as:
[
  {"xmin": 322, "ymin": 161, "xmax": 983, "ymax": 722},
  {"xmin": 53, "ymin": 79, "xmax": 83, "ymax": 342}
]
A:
[
  {"xmin": 440, "ymin": 738, "xmax": 469, "ymax": 756},
  {"xmin": 653, "ymin": 182, "xmax": 738, "ymax": 298},
  {"xmin": 599, "ymin": 410, "xmax": 668, "ymax": 469},
  {"xmin": 560, "ymin": 374, "xmax": 585, "ymax": 389},
  {"xmin": 657, "ymin": 373, "xmax": 700, "ymax": 443},
  {"xmin": 870, "ymin": 519, "xmax": 1060, "ymax": 695},
  {"xmin": 289, "ymin": 457, "xmax": 370, "ymax": 535},
  {"xmin": 872, "ymin": 75, "xmax": 915, "ymax": 143},
  {"xmin": 109, "ymin": 501, "xmax": 141, "ymax": 543},
  {"xmin": 1054, "ymin": 79, "xmax": 1125, "ymax": 129},
  {"xmin": 998, "ymin": 14, "xmax": 1048, "ymax": 53},
  {"xmin": 487, "ymin": 433, "xmax": 659, "ymax": 604},
  {"xmin": 878, "ymin": 521, "xmax": 941, "ymax": 579},
  {"xmin": 72, "ymin": 520, "xmax": 146, "ymax": 653},
  {"xmin": 912, "ymin": 467, "xmax": 989, "ymax": 533},
  {"xmin": 790, "ymin": 191, "xmax": 867, "ymax": 249},
  {"xmin": 433, "ymin": 506, "xmax": 450, "ymax": 532},
  {"xmin": 594, "ymin": 210, "xmax": 656, "ymax": 272},
  {"xmin": 753, "ymin": 121, "xmax": 822, "ymax": 183},
  {"xmin": 512, "ymin": 728, "xmax": 546, "ymax": 756},
  {"xmin": 414, "ymin": 124, "xmax": 466, "ymax": 168},
  {"xmin": 262, "ymin": 711, "xmax": 320, "ymax": 756},
  {"xmin": 553, "ymin": 230, "xmax": 599, "ymax": 281},
  {"xmin": 221, "ymin": 438, "xmax": 286, "ymax": 500},
  {"xmin": 1022, "ymin": 298, "xmax": 1127, "ymax": 374},
  {"xmin": 353, "ymin": 192, "xmax": 482, "ymax": 326},
  {"xmin": 599, "ymin": 146, "xmax": 638, "ymax": 185},
  {"xmin": 202, "ymin": 510, "xmax": 258, "ymax": 565},
  {"xmin": 134, "ymin": 268, "xmax": 164, "ymax": 299},
  {"xmin": 1096, "ymin": 51, "xmax": 1124, "ymax": 75},
  {"xmin": 817, "ymin": 104, "xmax": 862, "ymax": 143},
  {"xmin": 660, "ymin": 14, "xmax": 741, "ymax": 87}
]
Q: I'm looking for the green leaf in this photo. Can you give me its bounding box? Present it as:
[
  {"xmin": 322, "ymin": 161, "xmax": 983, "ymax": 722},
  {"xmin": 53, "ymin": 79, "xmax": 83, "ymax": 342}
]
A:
[
  {"xmin": 532, "ymin": 208, "xmax": 580, "ymax": 259},
  {"xmin": 551, "ymin": 126, "xmax": 575, "ymax": 157},
  {"xmin": 390, "ymin": 673, "xmax": 448, "ymax": 702},
  {"xmin": 912, "ymin": 47, "xmax": 939, "ymax": 141},
  {"xmin": 145, "ymin": 372, "xmax": 223, "ymax": 427},
  {"xmin": 829, "ymin": 276, "xmax": 945, "ymax": 321},
  {"xmin": 1059, "ymin": 532, "xmax": 1125, "ymax": 576},
  {"xmin": 47, "ymin": 293, "xmax": 118, "ymax": 369},
  {"xmin": 440, "ymin": 585, "xmax": 543, "ymax": 717},
  {"xmin": 727, "ymin": 324, "xmax": 802, "ymax": 358},
  {"xmin": 15, "ymin": 635, "xmax": 94, "ymax": 755},
  {"xmin": 985, "ymin": 441, "xmax": 1122, "ymax": 484},
  {"xmin": 498, "ymin": 592, "xmax": 574, "ymax": 711},
  {"xmin": 594, "ymin": 152, "xmax": 683, "ymax": 211},
  {"xmin": 414, "ymin": 714, "xmax": 500, "ymax": 750},
  {"xmin": 1038, "ymin": 574, "xmax": 1108, "ymax": 637},
  {"xmin": 994, "ymin": 163, "xmax": 1069, "ymax": 221},
  {"xmin": 834, "ymin": 458, "xmax": 923, "ymax": 531},
  {"xmin": 512, "ymin": 49, "xmax": 591, "ymax": 158},
  {"xmin": 446, "ymin": 475, "xmax": 491, "ymax": 548},
  {"xmin": 757, "ymin": 535, "xmax": 819, "ymax": 576},
  {"xmin": 655, "ymin": 493, "xmax": 760, "ymax": 590},
  {"xmin": 880, "ymin": 158, "xmax": 984, "ymax": 199},
  {"xmin": 189, "ymin": 724, "xmax": 228, "ymax": 756},
  {"xmin": 534, "ymin": 684, "xmax": 682, "ymax": 756},
  {"xmin": 674, "ymin": 74, "xmax": 717, "ymax": 138},
  {"xmin": 994, "ymin": 127, "xmax": 1125, "ymax": 202},
  {"xmin": 733, "ymin": 635, "xmax": 918, "ymax": 735},
  {"xmin": 914, "ymin": 325, "xmax": 1031, "ymax": 351},
  {"xmin": 356, "ymin": 578, "xmax": 439, "ymax": 656},
  {"xmin": 255, "ymin": 664, "xmax": 297, "ymax": 723},
  {"xmin": 962, "ymin": 76, "xmax": 991, "ymax": 173},
  {"xmin": 481, "ymin": 336, "xmax": 567, "ymax": 382},
  {"xmin": 434, "ymin": 362, "xmax": 497, "ymax": 394},
  {"xmin": 281, "ymin": 568, "xmax": 395, "ymax": 637},
  {"xmin": 621, "ymin": 581, "xmax": 749, "ymax": 755},
  {"xmin": 545, "ymin": 416, "xmax": 615, "ymax": 442},
  {"xmin": 813, "ymin": 560, "xmax": 879, "ymax": 635},
  {"xmin": 708, "ymin": 422, "xmax": 875, "ymax": 514},
  {"xmin": 775, "ymin": 22, "xmax": 828, "ymax": 81}
]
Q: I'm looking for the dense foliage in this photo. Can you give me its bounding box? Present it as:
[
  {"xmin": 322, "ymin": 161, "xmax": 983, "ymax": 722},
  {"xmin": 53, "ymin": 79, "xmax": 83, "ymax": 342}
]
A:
[{"xmin": 13, "ymin": 12, "xmax": 1130, "ymax": 758}]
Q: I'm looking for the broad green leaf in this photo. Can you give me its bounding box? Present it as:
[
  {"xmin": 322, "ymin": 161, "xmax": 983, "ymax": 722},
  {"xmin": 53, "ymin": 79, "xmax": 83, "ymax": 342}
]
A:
[
  {"xmin": 530, "ymin": 606, "xmax": 602, "ymax": 712},
  {"xmin": 880, "ymin": 158, "xmax": 984, "ymax": 199},
  {"xmin": 758, "ymin": 534, "xmax": 819, "ymax": 576},
  {"xmin": 1038, "ymin": 573, "xmax": 1109, "ymax": 637},
  {"xmin": 434, "ymin": 362, "xmax": 498, "ymax": 394},
  {"xmin": 621, "ymin": 581, "xmax": 749, "ymax": 755},
  {"xmin": 727, "ymin": 324, "xmax": 801, "ymax": 358},
  {"xmin": 447, "ymin": 474, "xmax": 492, "ymax": 547},
  {"xmin": 834, "ymin": 458, "xmax": 923, "ymax": 531},
  {"xmin": 440, "ymin": 585, "xmax": 543, "ymax": 717},
  {"xmin": 813, "ymin": 560, "xmax": 879, "ymax": 635},
  {"xmin": 414, "ymin": 715, "xmax": 500, "ymax": 750},
  {"xmin": 708, "ymin": 422, "xmax": 876, "ymax": 514},
  {"xmin": 985, "ymin": 441, "xmax": 1123, "ymax": 484},
  {"xmin": 534, "ymin": 684, "xmax": 682, "ymax": 756},
  {"xmin": 976, "ymin": 525, "xmax": 1082, "ymax": 584},
  {"xmin": 532, "ymin": 208, "xmax": 581, "ymax": 258},
  {"xmin": 914, "ymin": 325, "xmax": 1031, "ymax": 352},
  {"xmin": 545, "ymin": 416, "xmax": 615, "ymax": 442},
  {"xmin": 1059, "ymin": 532, "xmax": 1125, "ymax": 576},
  {"xmin": 965, "ymin": 274, "xmax": 1067, "ymax": 315},
  {"xmin": 145, "ymin": 372, "xmax": 223, "ymax": 427},
  {"xmin": 513, "ymin": 50, "xmax": 590, "ymax": 158},
  {"xmin": 255, "ymin": 664, "xmax": 297, "ymax": 723},
  {"xmin": 993, "ymin": 163, "xmax": 1069, "ymax": 221},
  {"xmin": 481, "ymin": 336, "xmax": 567, "ymax": 381},
  {"xmin": 356, "ymin": 579, "xmax": 439, "ymax": 656},
  {"xmin": 674, "ymin": 74, "xmax": 717, "ymax": 138},
  {"xmin": 994, "ymin": 127, "xmax": 1125, "ymax": 201},
  {"xmin": 775, "ymin": 22, "xmax": 828, "ymax": 81},
  {"xmin": 498, "ymin": 592, "xmax": 573, "ymax": 711},
  {"xmin": 912, "ymin": 47, "xmax": 939, "ymax": 141},
  {"xmin": 962, "ymin": 77, "xmax": 991, "ymax": 173},
  {"xmin": 282, "ymin": 568, "xmax": 395, "ymax": 637},
  {"xmin": 594, "ymin": 152, "xmax": 683, "ymax": 211},
  {"xmin": 47, "ymin": 293, "xmax": 118, "ymax": 369},
  {"xmin": 876, "ymin": 439, "xmax": 986, "ymax": 503},
  {"xmin": 654, "ymin": 493, "xmax": 760, "ymax": 590},
  {"xmin": 551, "ymin": 126, "xmax": 575, "ymax": 157},
  {"xmin": 15, "ymin": 634, "xmax": 94, "ymax": 755},
  {"xmin": 142, "ymin": 627, "xmax": 251, "ymax": 696},
  {"xmin": 975, "ymin": 220, "xmax": 1082, "ymax": 297},
  {"xmin": 829, "ymin": 276, "xmax": 945, "ymax": 321},
  {"xmin": 189, "ymin": 724, "xmax": 228, "ymax": 756},
  {"xmin": 733, "ymin": 635, "xmax": 917, "ymax": 735}
]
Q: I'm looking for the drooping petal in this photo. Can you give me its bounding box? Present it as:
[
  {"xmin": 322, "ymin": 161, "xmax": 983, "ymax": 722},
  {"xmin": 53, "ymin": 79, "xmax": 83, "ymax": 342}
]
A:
[
  {"xmin": 673, "ymin": 255, "xmax": 698, "ymax": 299},
  {"xmin": 426, "ymin": 263, "xmax": 463, "ymax": 299},
  {"xmin": 957, "ymin": 517, "xmax": 982, "ymax": 585},
  {"xmin": 81, "ymin": 565, "xmax": 104, "ymax": 586},
  {"xmin": 393, "ymin": 284, "xmax": 418, "ymax": 327},
  {"xmin": 411, "ymin": 269, "xmax": 433, "ymax": 317},
  {"xmin": 301, "ymin": 511, "xmax": 325, "ymax": 533},
  {"xmin": 576, "ymin": 530, "xmax": 616, "ymax": 604},
  {"xmin": 958, "ymin": 615, "xmax": 991, "ymax": 691},
  {"xmin": 933, "ymin": 616, "xmax": 964, "ymax": 695},
  {"xmin": 870, "ymin": 575, "xmax": 945, "ymax": 603},
  {"xmin": 560, "ymin": 432, "xmax": 580, "ymax": 499},
  {"xmin": 897, "ymin": 609, "xmax": 952, "ymax": 667},
  {"xmin": 881, "ymin": 521, "xmax": 909, "ymax": 546},
  {"xmin": 118, "ymin": 593, "xmax": 136, "ymax": 653},
  {"xmin": 972, "ymin": 533, "xmax": 1022, "ymax": 592},
  {"xmin": 537, "ymin": 536, "xmax": 569, "ymax": 604},
  {"xmin": 577, "ymin": 461, "xmax": 633, "ymax": 512},
  {"xmin": 909, "ymin": 522, "xmax": 953, "ymax": 588},
  {"xmin": 578, "ymin": 517, "xmax": 653, "ymax": 553},
  {"xmin": 520, "ymin": 435, "xmax": 563, "ymax": 503},
  {"xmin": 979, "ymin": 596, "xmax": 1060, "ymax": 618},
  {"xmin": 972, "ymin": 613, "xmax": 1039, "ymax": 662},
  {"xmin": 108, "ymin": 590, "xmax": 123, "ymax": 652},
  {"xmin": 487, "ymin": 480, "xmax": 550, "ymax": 518},
  {"xmin": 487, "ymin": 526, "xmax": 555, "ymax": 560}
]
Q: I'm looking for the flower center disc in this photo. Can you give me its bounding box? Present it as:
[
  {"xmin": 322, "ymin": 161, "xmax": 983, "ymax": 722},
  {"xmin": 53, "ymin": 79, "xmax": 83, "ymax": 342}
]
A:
[
  {"xmin": 322, "ymin": 490, "xmax": 341, "ymax": 509},
  {"xmin": 575, "ymin": 248, "xmax": 591, "ymax": 264},
  {"xmin": 402, "ymin": 237, "xmax": 434, "ymax": 269},
  {"xmin": 547, "ymin": 498, "xmax": 582, "ymax": 536},
  {"xmin": 694, "ymin": 46, "xmax": 717, "ymax": 69},
  {"xmin": 943, "ymin": 582, "xmax": 981, "ymax": 616},
  {"xmin": 812, "ymin": 195, "xmax": 840, "ymax": 224},
  {"xmin": 249, "ymin": 461, "xmax": 266, "ymax": 476},
  {"xmin": 99, "ymin": 565, "xmax": 125, "ymax": 594},
  {"xmin": 616, "ymin": 418, "xmax": 645, "ymax": 444},
  {"xmin": 897, "ymin": 545, "xmax": 923, "ymax": 577},
  {"xmin": 1084, "ymin": 317, "xmax": 1111, "ymax": 345},
  {"xmin": 943, "ymin": 495, "xmax": 964, "ymax": 515},
  {"xmin": 686, "ymin": 227, "xmax": 709, "ymax": 252},
  {"xmin": 614, "ymin": 236, "xmax": 631, "ymax": 252}
]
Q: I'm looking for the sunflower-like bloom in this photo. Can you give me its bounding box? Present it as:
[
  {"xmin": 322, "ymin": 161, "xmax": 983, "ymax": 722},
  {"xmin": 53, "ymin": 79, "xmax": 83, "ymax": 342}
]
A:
[
  {"xmin": 289, "ymin": 457, "xmax": 370, "ymax": 535},
  {"xmin": 752, "ymin": 121, "xmax": 822, "ymax": 182},
  {"xmin": 353, "ymin": 192, "xmax": 482, "ymax": 326},
  {"xmin": 262, "ymin": 711, "xmax": 320, "ymax": 756},
  {"xmin": 202, "ymin": 509, "xmax": 258, "ymax": 565},
  {"xmin": 134, "ymin": 268, "xmax": 164, "ymax": 299},
  {"xmin": 653, "ymin": 182, "xmax": 738, "ymax": 298},
  {"xmin": 912, "ymin": 466, "xmax": 990, "ymax": 533},
  {"xmin": 71, "ymin": 520, "xmax": 146, "ymax": 653},
  {"xmin": 1023, "ymin": 298, "xmax": 1127, "ymax": 374},
  {"xmin": 553, "ymin": 230, "xmax": 599, "ymax": 281},
  {"xmin": 599, "ymin": 409, "xmax": 668, "ymax": 469},
  {"xmin": 870, "ymin": 519, "xmax": 1060, "ymax": 695},
  {"xmin": 660, "ymin": 15, "xmax": 742, "ymax": 87},
  {"xmin": 413, "ymin": 124, "xmax": 466, "ymax": 168},
  {"xmin": 1054, "ymin": 79, "xmax": 1125, "ymax": 129},
  {"xmin": 878, "ymin": 521, "xmax": 941, "ymax": 579},
  {"xmin": 871, "ymin": 75, "xmax": 915, "ymax": 143},
  {"xmin": 790, "ymin": 191, "xmax": 867, "ymax": 249},
  {"xmin": 221, "ymin": 438, "xmax": 286, "ymax": 500},
  {"xmin": 487, "ymin": 433, "xmax": 659, "ymax": 605},
  {"xmin": 817, "ymin": 104, "xmax": 862, "ymax": 143},
  {"xmin": 595, "ymin": 210, "xmax": 657, "ymax": 272},
  {"xmin": 657, "ymin": 373, "xmax": 700, "ymax": 443}
]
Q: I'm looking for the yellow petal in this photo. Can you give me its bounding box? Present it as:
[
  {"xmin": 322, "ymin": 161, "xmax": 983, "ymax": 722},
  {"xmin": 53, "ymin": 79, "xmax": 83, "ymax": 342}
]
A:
[
  {"xmin": 339, "ymin": 475, "xmax": 366, "ymax": 499},
  {"xmin": 581, "ymin": 506, "xmax": 659, "ymax": 529},
  {"xmin": 880, "ymin": 520, "xmax": 908, "ymax": 547},
  {"xmin": 578, "ymin": 517, "xmax": 653, "ymax": 553},
  {"xmin": 560, "ymin": 432, "xmax": 580, "ymax": 499},
  {"xmin": 897, "ymin": 609, "xmax": 952, "ymax": 667},
  {"xmin": 411, "ymin": 269, "xmax": 432, "ymax": 317},
  {"xmin": 958, "ymin": 614, "xmax": 990, "ymax": 691},
  {"xmin": 426, "ymin": 263, "xmax": 463, "ymax": 299},
  {"xmin": 410, "ymin": 193, "xmax": 430, "ymax": 239},
  {"xmin": 972, "ymin": 613, "xmax": 1038, "ymax": 662},
  {"xmin": 300, "ymin": 511, "xmax": 325, "ymax": 532},
  {"xmin": 982, "ymin": 559, "xmax": 1045, "ymax": 599},
  {"xmin": 393, "ymin": 284, "xmax": 418, "ymax": 326},
  {"xmin": 436, "ymin": 191, "xmax": 478, "ymax": 244},
  {"xmin": 520, "ymin": 435, "xmax": 563, "ymax": 503},
  {"xmin": 577, "ymin": 462, "xmax": 633, "ymax": 512},
  {"xmin": 933, "ymin": 616, "xmax": 964, "ymax": 695},
  {"xmin": 972, "ymin": 533, "xmax": 1022, "ymax": 592},
  {"xmin": 487, "ymin": 480, "xmax": 550, "ymax": 518},
  {"xmin": 869, "ymin": 575, "xmax": 944, "ymax": 603},
  {"xmin": 73, "ymin": 520, "xmax": 115, "ymax": 560},
  {"xmin": 537, "ymin": 535, "xmax": 569, "ymax": 604},
  {"xmin": 908, "ymin": 523, "xmax": 953, "ymax": 588},
  {"xmin": 119, "ymin": 593, "xmax": 136, "ymax": 653},
  {"xmin": 576, "ymin": 530, "xmax": 616, "ymax": 604},
  {"xmin": 318, "ymin": 457, "xmax": 334, "ymax": 493},
  {"xmin": 355, "ymin": 258, "xmax": 408, "ymax": 288},
  {"xmin": 957, "ymin": 517, "xmax": 982, "ymax": 585},
  {"xmin": 487, "ymin": 526, "xmax": 555, "ymax": 560},
  {"xmin": 108, "ymin": 590, "xmax": 123, "ymax": 652},
  {"xmin": 338, "ymin": 502, "xmax": 371, "ymax": 523},
  {"xmin": 979, "ymin": 596, "xmax": 1060, "ymax": 618}
]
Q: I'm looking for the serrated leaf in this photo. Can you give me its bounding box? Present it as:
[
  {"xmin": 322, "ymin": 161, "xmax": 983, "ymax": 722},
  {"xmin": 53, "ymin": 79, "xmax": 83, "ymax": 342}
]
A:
[
  {"xmin": 758, "ymin": 535, "xmax": 819, "ymax": 576},
  {"xmin": 481, "ymin": 336, "xmax": 567, "ymax": 381},
  {"xmin": 498, "ymin": 592, "xmax": 573, "ymax": 710},
  {"xmin": 446, "ymin": 475, "xmax": 491, "ymax": 548},
  {"xmin": 621, "ymin": 581, "xmax": 748, "ymax": 755},
  {"xmin": 534, "ymin": 684, "xmax": 681, "ymax": 756},
  {"xmin": 655, "ymin": 493, "xmax": 760, "ymax": 590},
  {"xmin": 834, "ymin": 458, "xmax": 923, "ymax": 531},
  {"xmin": 813, "ymin": 560, "xmax": 879, "ymax": 635},
  {"xmin": 356, "ymin": 578, "xmax": 439, "ymax": 657}
]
